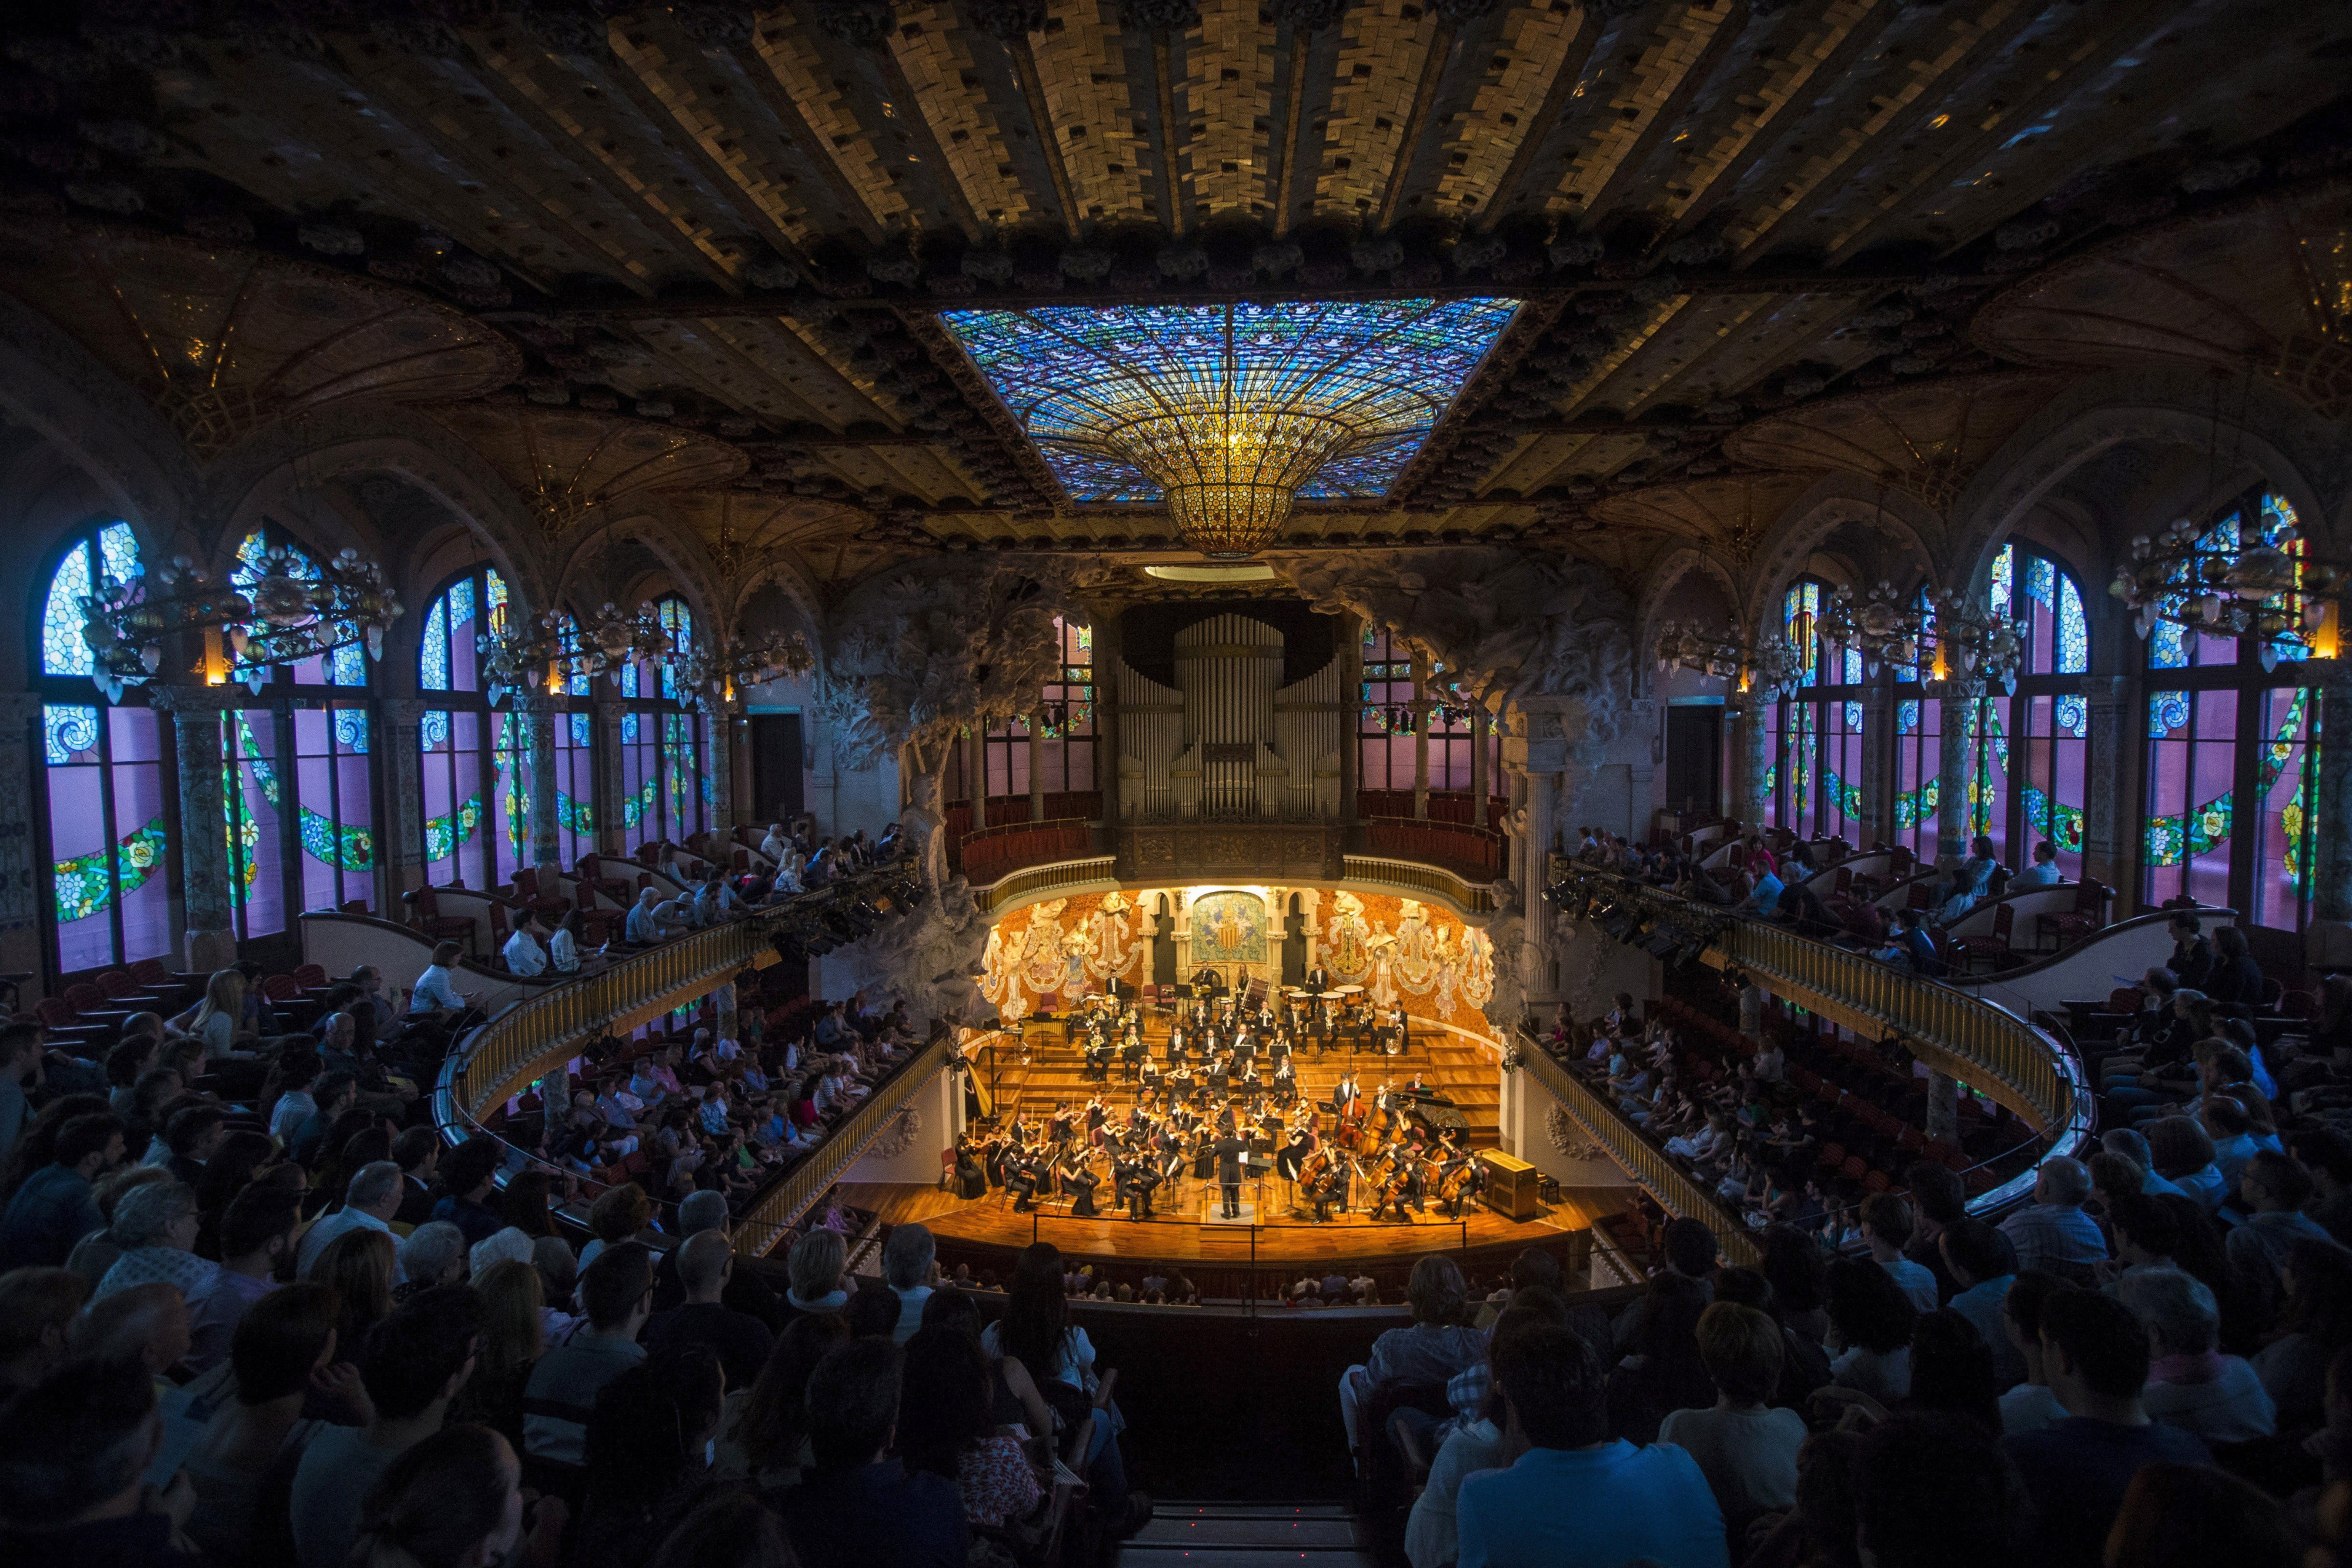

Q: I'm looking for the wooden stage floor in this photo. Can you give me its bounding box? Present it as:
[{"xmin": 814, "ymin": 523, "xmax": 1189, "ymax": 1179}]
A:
[{"xmin": 839, "ymin": 1180, "xmax": 1631, "ymax": 1269}]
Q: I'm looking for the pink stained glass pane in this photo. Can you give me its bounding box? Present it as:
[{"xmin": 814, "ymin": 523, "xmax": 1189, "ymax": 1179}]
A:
[
  {"xmin": 490, "ymin": 717, "xmax": 527, "ymax": 890},
  {"xmin": 1969, "ymin": 697, "xmax": 2007, "ymax": 870},
  {"xmin": 111, "ymin": 707, "xmax": 171, "ymax": 965},
  {"xmin": 2186, "ymin": 690, "xmax": 2237, "ymax": 910},
  {"xmin": 293, "ymin": 710, "xmax": 342, "ymax": 914},
  {"xmin": 233, "ymin": 711, "xmax": 286, "ymax": 941},
  {"xmin": 2254, "ymin": 688, "xmax": 2313, "ymax": 932},
  {"xmin": 556, "ymin": 717, "xmax": 593, "ymax": 868}
]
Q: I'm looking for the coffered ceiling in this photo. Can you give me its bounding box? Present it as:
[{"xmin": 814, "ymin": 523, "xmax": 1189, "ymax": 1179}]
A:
[{"xmin": 0, "ymin": 0, "xmax": 2346, "ymax": 602}]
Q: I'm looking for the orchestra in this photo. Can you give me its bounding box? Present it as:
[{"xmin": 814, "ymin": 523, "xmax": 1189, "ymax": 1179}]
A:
[{"xmin": 953, "ymin": 984, "xmax": 1488, "ymax": 1227}]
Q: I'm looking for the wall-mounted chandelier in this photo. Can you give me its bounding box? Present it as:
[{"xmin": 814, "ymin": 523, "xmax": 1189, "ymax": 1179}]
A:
[
  {"xmin": 672, "ymin": 631, "xmax": 815, "ymax": 702},
  {"xmin": 1821, "ymin": 580, "xmax": 2028, "ymax": 694},
  {"xmin": 2110, "ymin": 513, "xmax": 2337, "ymax": 672},
  {"xmin": 1654, "ymin": 620, "xmax": 1804, "ymax": 718},
  {"xmin": 76, "ymin": 543, "xmax": 400, "ymax": 701}
]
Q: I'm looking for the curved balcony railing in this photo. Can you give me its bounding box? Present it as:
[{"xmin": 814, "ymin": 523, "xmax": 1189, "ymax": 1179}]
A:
[
  {"xmin": 1546, "ymin": 864, "xmax": 2090, "ymax": 1160},
  {"xmin": 960, "ymin": 817, "xmax": 1096, "ymax": 884},
  {"xmin": 1358, "ymin": 817, "xmax": 1505, "ymax": 878},
  {"xmin": 733, "ymin": 1027, "xmax": 958, "ymax": 1258},
  {"xmin": 1516, "ymin": 1033, "xmax": 1762, "ymax": 1267}
]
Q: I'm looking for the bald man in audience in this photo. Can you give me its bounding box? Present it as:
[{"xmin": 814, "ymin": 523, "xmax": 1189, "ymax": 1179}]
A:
[{"xmin": 645, "ymin": 1229, "xmax": 776, "ymax": 1390}]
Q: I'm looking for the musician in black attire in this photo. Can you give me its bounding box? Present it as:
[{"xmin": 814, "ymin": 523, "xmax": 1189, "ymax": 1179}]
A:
[
  {"xmin": 1214, "ymin": 1133, "xmax": 1249, "ymax": 1219},
  {"xmin": 953, "ymin": 1135, "xmax": 988, "ymax": 1199},
  {"xmin": 1067, "ymin": 1155, "xmax": 1100, "ymax": 1216},
  {"xmin": 1304, "ymin": 964, "xmax": 1332, "ymax": 994},
  {"xmin": 1191, "ymin": 964, "xmax": 1225, "ymax": 997},
  {"xmin": 1276, "ymin": 1127, "xmax": 1311, "ymax": 1182},
  {"xmin": 1008, "ymin": 1149, "xmax": 1037, "ymax": 1212}
]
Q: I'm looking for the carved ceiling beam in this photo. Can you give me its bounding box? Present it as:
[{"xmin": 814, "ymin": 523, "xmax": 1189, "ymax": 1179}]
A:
[
  {"xmin": 1474, "ymin": 10, "xmax": 1603, "ymax": 228},
  {"xmin": 1569, "ymin": 0, "xmax": 1749, "ymax": 235},
  {"xmin": 1374, "ymin": 19, "xmax": 1458, "ymax": 233}
]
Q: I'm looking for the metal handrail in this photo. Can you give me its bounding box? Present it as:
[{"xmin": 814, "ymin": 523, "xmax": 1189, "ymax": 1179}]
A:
[
  {"xmin": 1515, "ymin": 1036, "xmax": 1762, "ymax": 1267},
  {"xmin": 733, "ymin": 1028, "xmax": 957, "ymax": 1258}
]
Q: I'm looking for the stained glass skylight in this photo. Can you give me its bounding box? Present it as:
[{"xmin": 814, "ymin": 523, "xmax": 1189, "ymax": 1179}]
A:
[{"xmin": 939, "ymin": 299, "xmax": 1520, "ymax": 510}]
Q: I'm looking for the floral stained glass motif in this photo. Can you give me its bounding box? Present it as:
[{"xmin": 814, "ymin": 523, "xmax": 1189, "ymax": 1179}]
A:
[
  {"xmin": 939, "ymin": 299, "xmax": 1521, "ymax": 502},
  {"xmin": 55, "ymin": 819, "xmax": 166, "ymax": 924},
  {"xmin": 2145, "ymin": 688, "xmax": 2307, "ymax": 867},
  {"xmin": 232, "ymin": 714, "xmax": 373, "ymax": 870},
  {"xmin": 1894, "ymin": 778, "xmax": 1940, "ymax": 828},
  {"xmin": 2020, "ymin": 789, "xmax": 2086, "ymax": 853},
  {"xmin": 1784, "ymin": 581, "xmax": 1823, "ymax": 686},
  {"xmin": 657, "ymin": 599, "xmax": 693, "ymax": 700},
  {"xmin": 1898, "ymin": 701, "xmax": 1920, "ymax": 735}
]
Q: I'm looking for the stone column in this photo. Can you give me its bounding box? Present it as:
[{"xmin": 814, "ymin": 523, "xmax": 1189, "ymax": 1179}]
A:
[
  {"xmin": 1028, "ymin": 716, "xmax": 1045, "ymax": 821},
  {"xmin": 376, "ymin": 698, "xmax": 431, "ymax": 912},
  {"xmin": 594, "ymin": 700, "xmax": 630, "ymax": 855},
  {"xmin": 1469, "ymin": 705, "xmax": 1489, "ymax": 827},
  {"xmin": 1858, "ymin": 683, "xmax": 1892, "ymax": 848},
  {"xmin": 1935, "ymin": 692, "xmax": 1974, "ymax": 870},
  {"xmin": 151, "ymin": 688, "xmax": 238, "ymax": 972},
  {"xmin": 2080, "ymin": 676, "xmax": 2140, "ymax": 912},
  {"xmin": 1411, "ymin": 648, "xmax": 1432, "ymax": 819},
  {"xmin": 0, "ymin": 693, "xmax": 46, "ymax": 981},
  {"xmin": 967, "ymin": 727, "xmax": 986, "ymax": 831},
  {"xmin": 1925, "ymin": 1069, "xmax": 1960, "ymax": 1145},
  {"xmin": 1091, "ymin": 606, "xmax": 1123, "ymax": 825},
  {"xmin": 517, "ymin": 695, "xmax": 562, "ymax": 885},
  {"xmin": 2310, "ymin": 677, "xmax": 2352, "ymax": 969},
  {"xmin": 1339, "ymin": 613, "xmax": 1363, "ymax": 821}
]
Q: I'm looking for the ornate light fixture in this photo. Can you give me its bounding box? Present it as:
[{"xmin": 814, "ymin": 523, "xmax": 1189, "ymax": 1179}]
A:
[
  {"xmin": 76, "ymin": 544, "xmax": 400, "ymax": 701},
  {"xmin": 672, "ymin": 631, "xmax": 816, "ymax": 703},
  {"xmin": 2109, "ymin": 512, "xmax": 2336, "ymax": 672},
  {"xmin": 939, "ymin": 299, "xmax": 1521, "ymax": 560},
  {"xmin": 1820, "ymin": 580, "xmax": 1922, "ymax": 674},
  {"xmin": 476, "ymin": 600, "xmax": 671, "ymax": 706},
  {"xmin": 1653, "ymin": 620, "xmax": 1804, "ymax": 718},
  {"xmin": 1821, "ymin": 580, "xmax": 2029, "ymax": 694}
]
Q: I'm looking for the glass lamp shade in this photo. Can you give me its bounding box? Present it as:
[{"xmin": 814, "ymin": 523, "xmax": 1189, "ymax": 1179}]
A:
[{"xmin": 1107, "ymin": 403, "xmax": 1355, "ymax": 559}]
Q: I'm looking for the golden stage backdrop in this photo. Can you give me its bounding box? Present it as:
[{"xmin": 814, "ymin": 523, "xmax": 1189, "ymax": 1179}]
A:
[{"xmin": 977, "ymin": 887, "xmax": 1499, "ymax": 1037}]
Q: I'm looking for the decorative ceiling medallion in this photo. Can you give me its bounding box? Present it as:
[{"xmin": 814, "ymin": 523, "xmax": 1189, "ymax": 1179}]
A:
[{"xmin": 939, "ymin": 299, "xmax": 1519, "ymax": 557}]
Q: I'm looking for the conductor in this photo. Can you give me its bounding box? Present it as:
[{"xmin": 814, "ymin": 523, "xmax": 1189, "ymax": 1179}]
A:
[
  {"xmin": 1214, "ymin": 1134, "xmax": 1248, "ymax": 1220},
  {"xmin": 1304, "ymin": 963, "xmax": 1332, "ymax": 994}
]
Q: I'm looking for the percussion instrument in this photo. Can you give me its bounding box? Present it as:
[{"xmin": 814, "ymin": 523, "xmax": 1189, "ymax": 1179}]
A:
[
  {"xmin": 1335, "ymin": 984, "xmax": 1364, "ymax": 995},
  {"xmin": 1316, "ymin": 991, "xmax": 1342, "ymax": 1000}
]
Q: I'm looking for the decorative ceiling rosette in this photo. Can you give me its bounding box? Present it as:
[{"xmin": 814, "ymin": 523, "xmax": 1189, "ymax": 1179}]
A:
[
  {"xmin": 0, "ymin": 223, "xmax": 519, "ymax": 459},
  {"xmin": 1970, "ymin": 182, "xmax": 2352, "ymax": 419},
  {"xmin": 427, "ymin": 406, "xmax": 748, "ymax": 540},
  {"xmin": 1721, "ymin": 373, "xmax": 2064, "ymax": 514}
]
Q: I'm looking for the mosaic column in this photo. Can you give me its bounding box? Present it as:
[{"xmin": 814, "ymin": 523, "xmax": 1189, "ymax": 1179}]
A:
[
  {"xmin": 700, "ymin": 697, "xmax": 737, "ymax": 845},
  {"xmin": 1858, "ymin": 684, "xmax": 1892, "ymax": 847},
  {"xmin": 2308, "ymin": 676, "xmax": 2352, "ymax": 970},
  {"xmin": 152, "ymin": 687, "xmax": 237, "ymax": 972},
  {"xmin": 1732, "ymin": 701, "xmax": 1770, "ymax": 830},
  {"xmin": 1925, "ymin": 1069, "xmax": 1960, "ymax": 1145},
  {"xmin": 515, "ymin": 694, "xmax": 562, "ymax": 885},
  {"xmin": 375, "ymin": 698, "xmax": 430, "ymax": 912},
  {"xmin": 1935, "ymin": 693, "xmax": 1974, "ymax": 871},
  {"xmin": 2080, "ymin": 676, "xmax": 2140, "ymax": 912},
  {"xmin": 0, "ymin": 694, "xmax": 46, "ymax": 980}
]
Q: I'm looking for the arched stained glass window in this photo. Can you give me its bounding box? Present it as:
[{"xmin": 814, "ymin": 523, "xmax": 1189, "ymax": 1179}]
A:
[
  {"xmin": 1981, "ymin": 541, "xmax": 2093, "ymax": 880},
  {"xmin": 34, "ymin": 521, "xmax": 169, "ymax": 974},
  {"xmin": 418, "ymin": 565, "xmax": 527, "ymax": 891},
  {"xmin": 616, "ymin": 596, "xmax": 704, "ymax": 849},
  {"xmin": 1774, "ymin": 578, "xmax": 1866, "ymax": 841},
  {"xmin": 41, "ymin": 520, "xmax": 142, "ymax": 677}
]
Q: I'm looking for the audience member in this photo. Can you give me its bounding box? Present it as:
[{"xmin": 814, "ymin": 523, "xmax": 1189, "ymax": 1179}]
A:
[
  {"xmin": 771, "ymin": 1335, "xmax": 966, "ymax": 1568},
  {"xmin": 1658, "ymin": 1301, "xmax": 1806, "ymax": 1527}
]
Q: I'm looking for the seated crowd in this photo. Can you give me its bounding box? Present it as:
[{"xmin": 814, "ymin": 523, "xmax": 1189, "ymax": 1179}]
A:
[
  {"xmin": 1352, "ymin": 1178, "xmax": 2347, "ymax": 1568},
  {"xmin": 0, "ymin": 1207, "xmax": 1149, "ymax": 1568},
  {"xmin": 1575, "ymin": 823, "xmax": 2083, "ymax": 977}
]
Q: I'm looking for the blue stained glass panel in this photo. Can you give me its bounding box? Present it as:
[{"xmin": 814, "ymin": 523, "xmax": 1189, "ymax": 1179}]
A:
[
  {"xmin": 422, "ymin": 710, "xmax": 451, "ymax": 748},
  {"xmin": 2057, "ymin": 573, "xmax": 2088, "ymax": 673},
  {"xmin": 938, "ymin": 298, "xmax": 1521, "ymax": 503},
  {"xmin": 570, "ymin": 714, "xmax": 593, "ymax": 745},
  {"xmin": 42, "ymin": 540, "xmax": 95, "ymax": 677},
  {"xmin": 1844, "ymin": 701, "xmax": 1862, "ymax": 728},
  {"xmin": 97, "ymin": 521, "xmax": 140, "ymax": 584},
  {"xmin": 44, "ymin": 704, "xmax": 99, "ymax": 765},
  {"xmin": 335, "ymin": 708, "xmax": 369, "ymax": 752},
  {"xmin": 1899, "ymin": 700, "xmax": 1920, "ymax": 735},
  {"xmin": 2150, "ymin": 691, "xmax": 2189, "ymax": 738},
  {"xmin": 421, "ymin": 601, "xmax": 449, "ymax": 690},
  {"xmin": 1990, "ymin": 543, "xmax": 2013, "ymax": 613},
  {"xmin": 2054, "ymin": 694, "xmax": 2087, "ymax": 738}
]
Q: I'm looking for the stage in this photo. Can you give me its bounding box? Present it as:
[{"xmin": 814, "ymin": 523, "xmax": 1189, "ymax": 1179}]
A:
[{"xmin": 844, "ymin": 1180, "xmax": 1629, "ymax": 1272}]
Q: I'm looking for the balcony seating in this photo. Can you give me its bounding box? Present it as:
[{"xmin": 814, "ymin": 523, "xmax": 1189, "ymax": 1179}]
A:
[
  {"xmin": 404, "ymin": 884, "xmax": 480, "ymax": 954},
  {"xmin": 509, "ymin": 867, "xmax": 571, "ymax": 925},
  {"xmin": 1952, "ymin": 903, "xmax": 2016, "ymax": 972},
  {"xmin": 2036, "ymin": 881, "xmax": 2112, "ymax": 950}
]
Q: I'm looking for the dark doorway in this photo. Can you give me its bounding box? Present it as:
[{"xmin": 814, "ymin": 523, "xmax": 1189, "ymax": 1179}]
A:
[
  {"xmin": 749, "ymin": 714, "xmax": 803, "ymax": 826},
  {"xmin": 1665, "ymin": 705, "xmax": 1723, "ymax": 819},
  {"xmin": 1151, "ymin": 894, "xmax": 1177, "ymax": 985},
  {"xmin": 1282, "ymin": 894, "xmax": 1306, "ymax": 985}
]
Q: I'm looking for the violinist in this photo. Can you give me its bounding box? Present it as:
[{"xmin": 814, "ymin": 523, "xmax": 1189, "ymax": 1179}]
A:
[
  {"xmin": 952, "ymin": 1134, "xmax": 988, "ymax": 1199},
  {"xmin": 1049, "ymin": 1101, "xmax": 1075, "ymax": 1147},
  {"xmin": 1062, "ymin": 1150, "xmax": 1098, "ymax": 1216},
  {"xmin": 1008, "ymin": 1147, "xmax": 1038, "ymax": 1213},
  {"xmin": 1085, "ymin": 1095, "xmax": 1108, "ymax": 1148},
  {"xmin": 1277, "ymin": 1124, "xmax": 1312, "ymax": 1183}
]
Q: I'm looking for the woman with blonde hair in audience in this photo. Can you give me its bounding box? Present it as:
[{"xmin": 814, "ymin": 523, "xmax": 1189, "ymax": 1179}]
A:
[
  {"xmin": 313, "ymin": 1224, "xmax": 396, "ymax": 1353},
  {"xmin": 779, "ymin": 1226, "xmax": 848, "ymax": 1321},
  {"xmin": 450, "ymin": 1258, "xmax": 545, "ymax": 1450}
]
